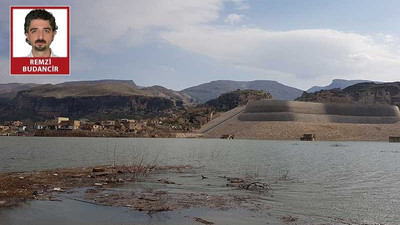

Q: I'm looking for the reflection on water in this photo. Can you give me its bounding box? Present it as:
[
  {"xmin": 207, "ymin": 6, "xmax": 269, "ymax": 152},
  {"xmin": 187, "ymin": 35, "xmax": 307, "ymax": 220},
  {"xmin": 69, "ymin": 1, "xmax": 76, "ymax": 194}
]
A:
[
  {"xmin": 1, "ymin": 137, "xmax": 400, "ymax": 224},
  {"xmin": 0, "ymin": 198, "xmax": 285, "ymax": 225}
]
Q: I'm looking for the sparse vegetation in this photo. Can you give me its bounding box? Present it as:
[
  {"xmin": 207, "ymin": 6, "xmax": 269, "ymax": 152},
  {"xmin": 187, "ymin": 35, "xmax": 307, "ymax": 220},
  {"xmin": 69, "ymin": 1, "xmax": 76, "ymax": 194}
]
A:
[{"xmin": 205, "ymin": 89, "xmax": 273, "ymax": 112}]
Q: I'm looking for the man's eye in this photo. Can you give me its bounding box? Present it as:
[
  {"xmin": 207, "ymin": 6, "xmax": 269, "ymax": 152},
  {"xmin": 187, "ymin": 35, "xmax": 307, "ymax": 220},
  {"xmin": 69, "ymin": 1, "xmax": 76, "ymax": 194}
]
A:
[
  {"xmin": 31, "ymin": 30, "xmax": 36, "ymax": 33},
  {"xmin": 45, "ymin": 30, "xmax": 50, "ymax": 33}
]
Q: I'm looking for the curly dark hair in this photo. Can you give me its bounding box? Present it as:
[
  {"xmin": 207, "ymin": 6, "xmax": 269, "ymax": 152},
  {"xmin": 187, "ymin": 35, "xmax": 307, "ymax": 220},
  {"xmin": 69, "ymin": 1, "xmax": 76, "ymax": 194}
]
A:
[{"xmin": 24, "ymin": 9, "xmax": 58, "ymax": 45}]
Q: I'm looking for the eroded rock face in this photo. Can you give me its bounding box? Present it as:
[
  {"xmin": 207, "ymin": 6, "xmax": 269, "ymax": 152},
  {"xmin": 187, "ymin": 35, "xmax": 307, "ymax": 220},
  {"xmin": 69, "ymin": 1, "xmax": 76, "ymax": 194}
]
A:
[
  {"xmin": 0, "ymin": 81, "xmax": 191, "ymax": 122},
  {"xmin": 181, "ymin": 80, "xmax": 303, "ymax": 103},
  {"xmin": 205, "ymin": 89, "xmax": 273, "ymax": 112},
  {"xmin": 1, "ymin": 93, "xmax": 175, "ymax": 121},
  {"xmin": 296, "ymin": 82, "xmax": 400, "ymax": 107}
]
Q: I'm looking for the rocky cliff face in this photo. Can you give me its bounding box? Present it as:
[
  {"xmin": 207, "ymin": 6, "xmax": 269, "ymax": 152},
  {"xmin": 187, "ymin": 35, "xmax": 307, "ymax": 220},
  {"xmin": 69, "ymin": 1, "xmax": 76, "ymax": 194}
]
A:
[
  {"xmin": 205, "ymin": 89, "xmax": 273, "ymax": 111},
  {"xmin": 0, "ymin": 80, "xmax": 190, "ymax": 121},
  {"xmin": 141, "ymin": 85, "xmax": 193, "ymax": 105},
  {"xmin": 306, "ymin": 79, "xmax": 376, "ymax": 93},
  {"xmin": 181, "ymin": 80, "xmax": 302, "ymax": 102},
  {"xmin": 296, "ymin": 82, "xmax": 400, "ymax": 106},
  {"xmin": 1, "ymin": 93, "xmax": 175, "ymax": 121}
]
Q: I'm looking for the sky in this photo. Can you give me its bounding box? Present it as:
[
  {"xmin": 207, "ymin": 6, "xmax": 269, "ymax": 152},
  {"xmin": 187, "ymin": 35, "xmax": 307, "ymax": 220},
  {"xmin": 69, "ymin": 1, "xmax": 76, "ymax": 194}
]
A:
[{"xmin": 1, "ymin": 0, "xmax": 400, "ymax": 91}]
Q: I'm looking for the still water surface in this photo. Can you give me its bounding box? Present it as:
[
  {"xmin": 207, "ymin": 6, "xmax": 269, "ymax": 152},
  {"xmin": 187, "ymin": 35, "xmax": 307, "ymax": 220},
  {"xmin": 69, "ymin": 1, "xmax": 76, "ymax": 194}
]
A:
[{"xmin": 1, "ymin": 137, "xmax": 400, "ymax": 224}]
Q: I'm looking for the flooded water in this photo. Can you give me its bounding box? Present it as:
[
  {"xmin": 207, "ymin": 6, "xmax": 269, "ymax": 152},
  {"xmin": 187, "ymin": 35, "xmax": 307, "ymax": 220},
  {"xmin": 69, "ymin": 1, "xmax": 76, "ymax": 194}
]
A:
[{"xmin": 1, "ymin": 136, "xmax": 400, "ymax": 224}]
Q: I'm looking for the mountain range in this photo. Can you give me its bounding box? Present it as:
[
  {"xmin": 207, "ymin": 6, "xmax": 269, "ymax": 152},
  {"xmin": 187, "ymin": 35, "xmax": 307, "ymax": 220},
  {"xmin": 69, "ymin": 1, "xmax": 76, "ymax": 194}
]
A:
[
  {"xmin": 181, "ymin": 80, "xmax": 303, "ymax": 102},
  {"xmin": 298, "ymin": 82, "xmax": 400, "ymax": 107},
  {"xmin": 0, "ymin": 79, "xmax": 192, "ymax": 103},
  {"xmin": 307, "ymin": 79, "xmax": 379, "ymax": 93},
  {"xmin": 0, "ymin": 78, "xmax": 398, "ymax": 122},
  {"xmin": 0, "ymin": 83, "xmax": 41, "ymax": 98},
  {"xmin": 0, "ymin": 79, "xmax": 302, "ymax": 121},
  {"xmin": 0, "ymin": 79, "xmax": 303, "ymax": 102},
  {"xmin": 0, "ymin": 79, "xmax": 385, "ymax": 103}
]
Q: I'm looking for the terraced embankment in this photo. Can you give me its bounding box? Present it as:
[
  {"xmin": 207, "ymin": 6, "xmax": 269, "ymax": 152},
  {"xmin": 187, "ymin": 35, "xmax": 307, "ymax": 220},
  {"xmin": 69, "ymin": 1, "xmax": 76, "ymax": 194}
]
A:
[
  {"xmin": 201, "ymin": 100, "xmax": 400, "ymax": 141},
  {"xmin": 196, "ymin": 106, "xmax": 246, "ymax": 133},
  {"xmin": 239, "ymin": 100, "xmax": 400, "ymax": 124}
]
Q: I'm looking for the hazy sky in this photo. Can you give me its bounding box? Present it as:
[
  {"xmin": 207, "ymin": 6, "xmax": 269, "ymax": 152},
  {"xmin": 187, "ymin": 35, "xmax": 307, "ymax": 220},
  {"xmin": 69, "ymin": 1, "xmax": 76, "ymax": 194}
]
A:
[{"xmin": 2, "ymin": 0, "xmax": 400, "ymax": 91}]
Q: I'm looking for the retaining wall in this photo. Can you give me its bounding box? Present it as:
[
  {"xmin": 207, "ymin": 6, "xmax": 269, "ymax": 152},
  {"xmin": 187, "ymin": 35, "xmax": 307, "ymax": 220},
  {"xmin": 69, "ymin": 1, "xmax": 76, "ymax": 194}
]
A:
[{"xmin": 238, "ymin": 100, "xmax": 400, "ymax": 124}]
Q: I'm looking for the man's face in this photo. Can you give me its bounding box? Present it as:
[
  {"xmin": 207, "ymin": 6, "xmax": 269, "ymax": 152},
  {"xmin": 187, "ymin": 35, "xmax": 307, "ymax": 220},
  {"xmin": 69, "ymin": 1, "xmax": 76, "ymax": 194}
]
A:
[{"xmin": 25, "ymin": 19, "xmax": 56, "ymax": 52}]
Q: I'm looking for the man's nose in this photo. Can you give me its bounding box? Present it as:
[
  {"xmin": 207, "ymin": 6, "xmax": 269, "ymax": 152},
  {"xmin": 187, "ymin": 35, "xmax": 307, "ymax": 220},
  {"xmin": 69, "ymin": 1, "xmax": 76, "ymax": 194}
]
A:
[{"xmin": 37, "ymin": 30, "xmax": 44, "ymax": 39}]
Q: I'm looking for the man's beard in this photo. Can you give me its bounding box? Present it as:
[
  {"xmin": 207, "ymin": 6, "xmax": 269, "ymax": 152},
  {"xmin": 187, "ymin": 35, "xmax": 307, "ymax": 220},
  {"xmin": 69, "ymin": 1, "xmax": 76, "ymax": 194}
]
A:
[
  {"xmin": 34, "ymin": 45, "xmax": 47, "ymax": 51},
  {"xmin": 34, "ymin": 40, "xmax": 47, "ymax": 51}
]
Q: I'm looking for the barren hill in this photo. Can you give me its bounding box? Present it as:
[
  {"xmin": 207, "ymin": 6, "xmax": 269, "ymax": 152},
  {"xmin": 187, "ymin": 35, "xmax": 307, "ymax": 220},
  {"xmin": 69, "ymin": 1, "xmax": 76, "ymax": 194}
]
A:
[
  {"xmin": 307, "ymin": 79, "xmax": 376, "ymax": 93},
  {"xmin": 21, "ymin": 83, "xmax": 149, "ymax": 98},
  {"xmin": 0, "ymin": 81, "xmax": 188, "ymax": 122},
  {"xmin": 205, "ymin": 89, "xmax": 272, "ymax": 111},
  {"xmin": 297, "ymin": 82, "xmax": 400, "ymax": 107},
  {"xmin": 181, "ymin": 80, "xmax": 303, "ymax": 102},
  {"xmin": 0, "ymin": 83, "xmax": 41, "ymax": 98},
  {"xmin": 142, "ymin": 85, "xmax": 194, "ymax": 105}
]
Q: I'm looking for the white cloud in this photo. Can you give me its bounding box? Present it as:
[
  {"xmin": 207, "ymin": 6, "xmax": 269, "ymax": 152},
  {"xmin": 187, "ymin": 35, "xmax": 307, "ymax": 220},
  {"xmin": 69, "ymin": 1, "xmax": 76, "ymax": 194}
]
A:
[
  {"xmin": 0, "ymin": 59, "xmax": 10, "ymax": 79},
  {"xmin": 70, "ymin": 0, "xmax": 252, "ymax": 52},
  {"xmin": 2, "ymin": 0, "xmax": 399, "ymax": 89},
  {"xmin": 161, "ymin": 66, "xmax": 176, "ymax": 73},
  {"xmin": 70, "ymin": 0, "xmax": 399, "ymax": 87},
  {"xmin": 71, "ymin": 52, "xmax": 96, "ymax": 73},
  {"xmin": 161, "ymin": 27, "xmax": 400, "ymax": 84},
  {"xmin": 224, "ymin": 14, "xmax": 246, "ymax": 24},
  {"xmin": 71, "ymin": 0, "xmax": 227, "ymax": 53},
  {"xmin": 230, "ymin": 0, "xmax": 250, "ymax": 10}
]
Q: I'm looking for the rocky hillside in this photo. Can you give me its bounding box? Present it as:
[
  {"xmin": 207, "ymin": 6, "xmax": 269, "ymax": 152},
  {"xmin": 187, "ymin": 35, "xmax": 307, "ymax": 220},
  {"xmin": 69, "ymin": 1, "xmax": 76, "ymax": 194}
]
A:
[
  {"xmin": 205, "ymin": 89, "xmax": 273, "ymax": 111},
  {"xmin": 59, "ymin": 79, "xmax": 137, "ymax": 88},
  {"xmin": 142, "ymin": 85, "xmax": 194, "ymax": 106},
  {"xmin": 297, "ymin": 82, "xmax": 400, "ymax": 107},
  {"xmin": 181, "ymin": 80, "xmax": 303, "ymax": 102},
  {"xmin": 20, "ymin": 83, "xmax": 148, "ymax": 98},
  {"xmin": 0, "ymin": 83, "xmax": 41, "ymax": 98},
  {"xmin": 0, "ymin": 80, "xmax": 189, "ymax": 121},
  {"xmin": 0, "ymin": 80, "xmax": 192, "ymax": 103},
  {"xmin": 1, "ymin": 93, "xmax": 175, "ymax": 122},
  {"xmin": 307, "ymin": 79, "xmax": 376, "ymax": 93}
]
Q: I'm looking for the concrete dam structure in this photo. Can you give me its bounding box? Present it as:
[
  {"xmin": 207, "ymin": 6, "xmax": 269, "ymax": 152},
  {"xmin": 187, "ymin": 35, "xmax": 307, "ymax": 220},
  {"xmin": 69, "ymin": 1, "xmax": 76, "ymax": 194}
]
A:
[{"xmin": 238, "ymin": 100, "xmax": 400, "ymax": 124}]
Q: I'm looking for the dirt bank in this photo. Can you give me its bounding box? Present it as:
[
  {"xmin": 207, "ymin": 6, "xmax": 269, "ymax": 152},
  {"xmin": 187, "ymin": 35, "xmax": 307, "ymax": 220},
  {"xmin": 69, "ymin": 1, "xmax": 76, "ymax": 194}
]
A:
[
  {"xmin": 0, "ymin": 165, "xmax": 190, "ymax": 207},
  {"xmin": 0, "ymin": 164, "xmax": 377, "ymax": 224},
  {"xmin": 201, "ymin": 116, "xmax": 400, "ymax": 141},
  {"xmin": 0, "ymin": 164, "xmax": 274, "ymax": 214}
]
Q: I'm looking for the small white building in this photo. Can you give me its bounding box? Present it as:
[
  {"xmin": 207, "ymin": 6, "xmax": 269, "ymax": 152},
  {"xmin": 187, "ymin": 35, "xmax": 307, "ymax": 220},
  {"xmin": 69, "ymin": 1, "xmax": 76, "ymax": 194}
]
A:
[{"xmin": 18, "ymin": 126, "xmax": 27, "ymax": 132}]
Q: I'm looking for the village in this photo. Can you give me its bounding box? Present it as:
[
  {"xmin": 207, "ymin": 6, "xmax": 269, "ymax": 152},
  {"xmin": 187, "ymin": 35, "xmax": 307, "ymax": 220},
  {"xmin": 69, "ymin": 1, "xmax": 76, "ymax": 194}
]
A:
[
  {"xmin": 0, "ymin": 115, "xmax": 205, "ymax": 137},
  {"xmin": 0, "ymin": 105, "xmax": 216, "ymax": 138}
]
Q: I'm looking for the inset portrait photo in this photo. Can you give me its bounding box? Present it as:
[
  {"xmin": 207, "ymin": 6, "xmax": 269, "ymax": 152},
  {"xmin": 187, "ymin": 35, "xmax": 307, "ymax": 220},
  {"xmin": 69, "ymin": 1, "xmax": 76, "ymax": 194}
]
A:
[{"xmin": 10, "ymin": 6, "xmax": 70, "ymax": 75}]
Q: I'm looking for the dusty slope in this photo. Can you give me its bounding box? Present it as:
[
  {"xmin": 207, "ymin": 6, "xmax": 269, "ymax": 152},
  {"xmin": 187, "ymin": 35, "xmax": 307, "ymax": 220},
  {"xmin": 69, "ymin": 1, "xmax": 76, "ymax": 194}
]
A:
[
  {"xmin": 202, "ymin": 116, "xmax": 400, "ymax": 141},
  {"xmin": 196, "ymin": 106, "xmax": 245, "ymax": 133},
  {"xmin": 200, "ymin": 106, "xmax": 400, "ymax": 141}
]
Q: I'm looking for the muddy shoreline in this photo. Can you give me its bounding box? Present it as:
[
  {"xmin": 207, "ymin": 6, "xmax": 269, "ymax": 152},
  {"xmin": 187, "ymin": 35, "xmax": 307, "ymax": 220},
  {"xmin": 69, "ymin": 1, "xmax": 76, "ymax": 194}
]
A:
[
  {"xmin": 1, "ymin": 164, "xmax": 389, "ymax": 224},
  {"xmin": 1, "ymin": 164, "xmax": 309, "ymax": 225},
  {"xmin": 0, "ymin": 164, "xmax": 273, "ymax": 213},
  {"xmin": 0, "ymin": 165, "xmax": 191, "ymax": 208},
  {"xmin": 1, "ymin": 139, "xmax": 393, "ymax": 225}
]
